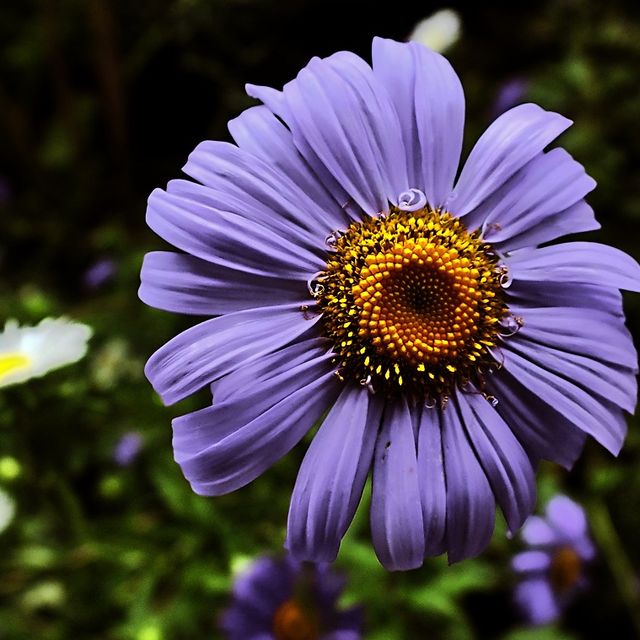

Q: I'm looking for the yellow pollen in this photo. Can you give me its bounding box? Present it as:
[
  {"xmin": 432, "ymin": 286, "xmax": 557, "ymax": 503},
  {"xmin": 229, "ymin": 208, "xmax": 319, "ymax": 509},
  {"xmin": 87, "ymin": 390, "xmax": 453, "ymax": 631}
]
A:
[
  {"xmin": 272, "ymin": 599, "xmax": 319, "ymax": 640},
  {"xmin": 0, "ymin": 353, "xmax": 30, "ymax": 380},
  {"xmin": 316, "ymin": 206, "xmax": 508, "ymax": 400}
]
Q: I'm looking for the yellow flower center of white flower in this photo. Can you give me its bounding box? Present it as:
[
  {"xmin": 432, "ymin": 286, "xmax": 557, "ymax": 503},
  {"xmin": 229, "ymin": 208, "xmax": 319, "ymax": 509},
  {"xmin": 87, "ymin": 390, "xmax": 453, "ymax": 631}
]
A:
[{"xmin": 0, "ymin": 354, "xmax": 30, "ymax": 381}]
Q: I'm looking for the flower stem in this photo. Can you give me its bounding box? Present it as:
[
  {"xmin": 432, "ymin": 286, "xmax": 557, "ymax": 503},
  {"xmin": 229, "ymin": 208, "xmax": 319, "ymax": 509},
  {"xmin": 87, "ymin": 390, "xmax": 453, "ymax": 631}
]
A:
[{"xmin": 587, "ymin": 498, "xmax": 640, "ymax": 636}]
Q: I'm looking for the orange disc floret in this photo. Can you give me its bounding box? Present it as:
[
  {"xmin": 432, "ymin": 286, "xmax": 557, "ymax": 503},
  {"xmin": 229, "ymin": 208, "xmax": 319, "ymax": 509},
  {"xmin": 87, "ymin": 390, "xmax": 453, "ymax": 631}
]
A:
[{"xmin": 316, "ymin": 206, "xmax": 507, "ymax": 401}]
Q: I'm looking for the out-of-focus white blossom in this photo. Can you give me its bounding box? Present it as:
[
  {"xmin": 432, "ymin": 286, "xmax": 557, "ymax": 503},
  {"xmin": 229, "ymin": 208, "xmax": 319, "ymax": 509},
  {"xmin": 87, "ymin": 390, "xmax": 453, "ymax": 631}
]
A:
[
  {"xmin": 0, "ymin": 318, "xmax": 92, "ymax": 389},
  {"xmin": 409, "ymin": 9, "xmax": 461, "ymax": 53}
]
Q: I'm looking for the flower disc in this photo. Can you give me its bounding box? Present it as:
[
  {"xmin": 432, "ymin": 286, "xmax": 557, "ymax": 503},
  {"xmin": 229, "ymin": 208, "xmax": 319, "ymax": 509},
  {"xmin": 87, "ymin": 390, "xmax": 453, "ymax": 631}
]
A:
[{"xmin": 317, "ymin": 206, "xmax": 508, "ymax": 401}]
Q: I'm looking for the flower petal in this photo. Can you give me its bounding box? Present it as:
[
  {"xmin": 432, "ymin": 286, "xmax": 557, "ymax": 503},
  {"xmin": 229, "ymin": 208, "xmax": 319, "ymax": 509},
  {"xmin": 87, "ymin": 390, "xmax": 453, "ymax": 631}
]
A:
[
  {"xmin": 512, "ymin": 550, "xmax": 551, "ymax": 574},
  {"xmin": 457, "ymin": 391, "xmax": 536, "ymax": 534},
  {"xmin": 370, "ymin": 398, "xmax": 425, "ymax": 570},
  {"xmin": 442, "ymin": 395, "xmax": 496, "ymax": 563},
  {"xmin": 507, "ymin": 280, "xmax": 623, "ymax": 317},
  {"xmin": 145, "ymin": 304, "xmax": 318, "ymax": 405},
  {"xmin": 466, "ymin": 148, "xmax": 597, "ymax": 248},
  {"xmin": 172, "ymin": 347, "xmax": 340, "ymax": 496},
  {"xmin": 371, "ymin": 37, "xmax": 464, "ymax": 208},
  {"xmin": 139, "ymin": 251, "xmax": 307, "ymax": 316},
  {"xmin": 486, "ymin": 368, "xmax": 587, "ymax": 470},
  {"xmin": 495, "ymin": 201, "xmax": 599, "ymax": 251},
  {"xmin": 450, "ymin": 104, "xmax": 571, "ymax": 215},
  {"xmin": 500, "ymin": 346, "xmax": 628, "ymax": 455},
  {"xmin": 280, "ymin": 51, "xmax": 409, "ymax": 215},
  {"xmin": 521, "ymin": 515, "xmax": 556, "ymax": 547},
  {"xmin": 545, "ymin": 495, "xmax": 588, "ymax": 541},
  {"xmin": 508, "ymin": 334, "xmax": 636, "ymax": 413},
  {"xmin": 514, "ymin": 577, "xmax": 559, "ymax": 626},
  {"xmin": 416, "ymin": 407, "xmax": 447, "ymax": 556},
  {"xmin": 227, "ymin": 105, "xmax": 351, "ymax": 229},
  {"xmin": 146, "ymin": 187, "xmax": 324, "ymax": 279},
  {"xmin": 506, "ymin": 242, "xmax": 640, "ymax": 292},
  {"xmin": 182, "ymin": 140, "xmax": 340, "ymax": 245},
  {"xmin": 287, "ymin": 385, "xmax": 383, "ymax": 562},
  {"xmin": 508, "ymin": 305, "xmax": 636, "ymax": 370}
]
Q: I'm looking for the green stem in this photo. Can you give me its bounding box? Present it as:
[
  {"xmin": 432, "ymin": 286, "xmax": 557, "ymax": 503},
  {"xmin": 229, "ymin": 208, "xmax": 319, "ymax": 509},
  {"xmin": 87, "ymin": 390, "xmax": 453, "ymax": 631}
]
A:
[{"xmin": 587, "ymin": 498, "xmax": 640, "ymax": 636}]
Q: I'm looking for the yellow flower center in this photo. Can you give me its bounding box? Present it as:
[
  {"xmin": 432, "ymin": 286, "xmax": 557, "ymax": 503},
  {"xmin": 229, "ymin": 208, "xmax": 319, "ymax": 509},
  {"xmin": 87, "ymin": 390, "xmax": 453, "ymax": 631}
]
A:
[
  {"xmin": 0, "ymin": 353, "xmax": 30, "ymax": 381},
  {"xmin": 549, "ymin": 545, "xmax": 582, "ymax": 593},
  {"xmin": 316, "ymin": 206, "xmax": 508, "ymax": 400},
  {"xmin": 272, "ymin": 599, "xmax": 318, "ymax": 640}
]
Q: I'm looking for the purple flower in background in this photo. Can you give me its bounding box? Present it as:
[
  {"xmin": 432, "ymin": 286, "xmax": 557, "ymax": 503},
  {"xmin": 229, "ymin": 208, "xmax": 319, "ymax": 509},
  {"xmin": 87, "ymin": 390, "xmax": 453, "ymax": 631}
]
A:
[
  {"xmin": 0, "ymin": 177, "xmax": 11, "ymax": 207},
  {"xmin": 84, "ymin": 258, "xmax": 116, "ymax": 290},
  {"xmin": 221, "ymin": 555, "xmax": 362, "ymax": 640},
  {"xmin": 513, "ymin": 495, "xmax": 595, "ymax": 625},
  {"xmin": 113, "ymin": 432, "xmax": 143, "ymax": 466},
  {"xmin": 140, "ymin": 37, "xmax": 640, "ymax": 570},
  {"xmin": 492, "ymin": 78, "xmax": 528, "ymax": 117}
]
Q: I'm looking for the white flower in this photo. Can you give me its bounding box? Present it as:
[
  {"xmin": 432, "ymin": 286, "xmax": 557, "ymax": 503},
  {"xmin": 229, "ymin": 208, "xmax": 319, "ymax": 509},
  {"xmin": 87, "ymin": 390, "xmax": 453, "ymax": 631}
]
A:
[
  {"xmin": 0, "ymin": 318, "xmax": 93, "ymax": 388},
  {"xmin": 0, "ymin": 487, "xmax": 15, "ymax": 533},
  {"xmin": 408, "ymin": 8, "xmax": 462, "ymax": 53}
]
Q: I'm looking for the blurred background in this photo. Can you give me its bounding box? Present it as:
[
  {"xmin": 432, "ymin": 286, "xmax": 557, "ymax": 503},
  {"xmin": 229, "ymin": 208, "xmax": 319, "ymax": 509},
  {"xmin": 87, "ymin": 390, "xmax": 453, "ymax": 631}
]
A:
[{"xmin": 1, "ymin": 1, "xmax": 640, "ymax": 638}]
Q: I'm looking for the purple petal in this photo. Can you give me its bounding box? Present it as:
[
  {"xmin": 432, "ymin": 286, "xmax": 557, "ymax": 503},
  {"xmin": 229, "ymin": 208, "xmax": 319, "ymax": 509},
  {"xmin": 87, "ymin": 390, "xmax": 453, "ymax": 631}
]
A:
[
  {"xmin": 370, "ymin": 398, "xmax": 425, "ymax": 570},
  {"xmin": 227, "ymin": 105, "xmax": 351, "ymax": 229},
  {"xmin": 287, "ymin": 385, "xmax": 383, "ymax": 562},
  {"xmin": 182, "ymin": 141, "xmax": 338, "ymax": 243},
  {"xmin": 514, "ymin": 577, "xmax": 560, "ymax": 626},
  {"xmin": 508, "ymin": 334, "xmax": 637, "ymax": 413},
  {"xmin": 545, "ymin": 495, "xmax": 588, "ymax": 541},
  {"xmin": 139, "ymin": 251, "xmax": 307, "ymax": 316},
  {"xmin": 172, "ymin": 350, "xmax": 340, "ymax": 496},
  {"xmin": 496, "ymin": 200, "xmax": 599, "ymax": 251},
  {"xmin": 416, "ymin": 407, "xmax": 447, "ymax": 556},
  {"xmin": 500, "ymin": 346, "xmax": 628, "ymax": 455},
  {"xmin": 177, "ymin": 340, "xmax": 333, "ymax": 452},
  {"xmin": 521, "ymin": 515, "xmax": 557, "ymax": 547},
  {"xmin": 145, "ymin": 304, "xmax": 318, "ymax": 405},
  {"xmin": 512, "ymin": 550, "xmax": 551, "ymax": 574},
  {"xmin": 280, "ymin": 51, "xmax": 409, "ymax": 215},
  {"xmin": 509, "ymin": 305, "xmax": 637, "ymax": 370},
  {"xmin": 146, "ymin": 187, "xmax": 324, "ymax": 280},
  {"xmin": 507, "ymin": 280, "xmax": 623, "ymax": 317},
  {"xmin": 371, "ymin": 37, "xmax": 464, "ymax": 208},
  {"xmin": 506, "ymin": 242, "xmax": 640, "ymax": 292},
  {"xmin": 486, "ymin": 368, "xmax": 587, "ymax": 470},
  {"xmin": 450, "ymin": 103, "xmax": 571, "ymax": 216},
  {"xmin": 457, "ymin": 391, "xmax": 536, "ymax": 534},
  {"xmin": 212, "ymin": 337, "xmax": 331, "ymax": 404},
  {"xmin": 442, "ymin": 395, "xmax": 496, "ymax": 563},
  {"xmin": 465, "ymin": 148, "xmax": 596, "ymax": 247}
]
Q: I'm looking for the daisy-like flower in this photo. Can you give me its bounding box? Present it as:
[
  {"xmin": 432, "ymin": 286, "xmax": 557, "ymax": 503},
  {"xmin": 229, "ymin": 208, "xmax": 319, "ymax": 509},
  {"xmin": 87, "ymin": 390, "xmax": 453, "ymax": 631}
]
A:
[
  {"xmin": 140, "ymin": 38, "xmax": 640, "ymax": 570},
  {"xmin": 221, "ymin": 554, "xmax": 362, "ymax": 640},
  {"xmin": 512, "ymin": 495, "xmax": 595, "ymax": 625},
  {"xmin": 0, "ymin": 318, "xmax": 92, "ymax": 389}
]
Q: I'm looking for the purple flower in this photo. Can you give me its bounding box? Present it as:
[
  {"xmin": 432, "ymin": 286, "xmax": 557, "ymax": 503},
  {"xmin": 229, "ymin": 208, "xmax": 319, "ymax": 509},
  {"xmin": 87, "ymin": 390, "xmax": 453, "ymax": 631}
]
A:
[
  {"xmin": 139, "ymin": 38, "xmax": 640, "ymax": 570},
  {"xmin": 492, "ymin": 78, "xmax": 528, "ymax": 118},
  {"xmin": 220, "ymin": 555, "xmax": 362, "ymax": 639},
  {"xmin": 113, "ymin": 432, "xmax": 143, "ymax": 466},
  {"xmin": 84, "ymin": 258, "xmax": 117, "ymax": 290},
  {"xmin": 513, "ymin": 495, "xmax": 595, "ymax": 625}
]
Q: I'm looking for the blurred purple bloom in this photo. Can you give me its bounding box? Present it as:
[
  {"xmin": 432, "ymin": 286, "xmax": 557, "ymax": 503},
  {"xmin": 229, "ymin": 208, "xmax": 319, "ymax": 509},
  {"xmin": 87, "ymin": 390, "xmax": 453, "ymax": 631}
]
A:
[
  {"xmin": 492, "ymin": 78, "xmax": 528, "ymax": 117},
  {"xmin": 513, "ymin": 495, "xmax": 595, "ymax": 625},
  {"xmin": 113, "ymin": 432, "xmax": 143, "ymax": 466},
  {"xmin": 221, "ymin": 554, "xmax": 362, "ymax": 640},
  {"xmin": 84, "ymin": 259, "xmax": 116, "ymax": 290},
  {"xmin": 139, "ymin": 37, "xmax": 639, "ymax": 570}
]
